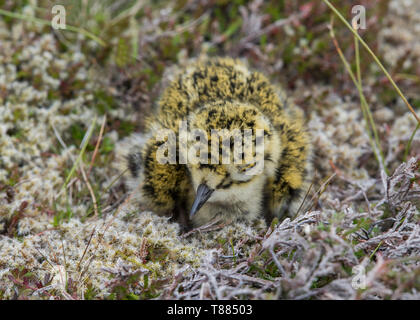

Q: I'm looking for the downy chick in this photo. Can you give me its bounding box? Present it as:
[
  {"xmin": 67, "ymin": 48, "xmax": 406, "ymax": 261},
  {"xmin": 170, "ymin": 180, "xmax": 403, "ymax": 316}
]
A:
[{"xmin": 124, "ymin": 57, "xmax": 311, "ymax": 227}]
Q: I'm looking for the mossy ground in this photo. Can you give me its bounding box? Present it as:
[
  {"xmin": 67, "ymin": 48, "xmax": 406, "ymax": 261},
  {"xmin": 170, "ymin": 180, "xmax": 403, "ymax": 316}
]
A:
[{"xmin": 0, "ymin": 0, "xmax": 419, "ymax": 299}]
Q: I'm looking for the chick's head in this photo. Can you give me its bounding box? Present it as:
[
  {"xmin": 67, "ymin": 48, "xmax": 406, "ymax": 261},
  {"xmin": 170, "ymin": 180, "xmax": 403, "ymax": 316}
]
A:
[{"xmin": 186, "ymin": 101, "xmax": 281, "ymax": 218}]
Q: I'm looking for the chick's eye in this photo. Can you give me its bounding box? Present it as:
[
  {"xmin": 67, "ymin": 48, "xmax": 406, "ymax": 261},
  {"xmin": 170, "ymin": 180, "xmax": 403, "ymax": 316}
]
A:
[
  {"xmin": 238, "ymin": 162, "xmax": 256, "ymax": 173},
  {"xmin": 217, "ymin": 177, "xmax": 233, "ymax": 189}
]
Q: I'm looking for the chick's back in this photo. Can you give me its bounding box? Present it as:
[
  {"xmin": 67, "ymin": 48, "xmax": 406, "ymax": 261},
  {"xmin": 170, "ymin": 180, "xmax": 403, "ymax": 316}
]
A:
[{"xmin": 147, "ymin": 57, "xmax": 290, "ymax": 132}]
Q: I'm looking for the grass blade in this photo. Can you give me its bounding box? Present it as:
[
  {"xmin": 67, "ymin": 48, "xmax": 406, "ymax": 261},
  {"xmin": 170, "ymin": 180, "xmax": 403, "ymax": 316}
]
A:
[
  {"xmin": 329, "ymin": 21, "xmax": 388, "ymax": 174},
  {"xmin": 60, "ymin": 117, "xmax": 97, "ymax": 192},
  {"xmin": 0, "ymin": 8, "xmax": 106, "ymax": 47},
  {"xmin": 403, "ymin": 123, "xmax": 420, "ymax": 162},
  {"xmin": 322, "ymin": 0, "xmax": 420, "ymax": 125}
]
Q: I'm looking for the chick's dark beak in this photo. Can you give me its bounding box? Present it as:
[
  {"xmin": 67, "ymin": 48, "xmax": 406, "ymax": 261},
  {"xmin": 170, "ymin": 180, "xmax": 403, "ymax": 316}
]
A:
[{"xmin": 190, "ymin": 184, "xmax": 214, "ymax": 219}]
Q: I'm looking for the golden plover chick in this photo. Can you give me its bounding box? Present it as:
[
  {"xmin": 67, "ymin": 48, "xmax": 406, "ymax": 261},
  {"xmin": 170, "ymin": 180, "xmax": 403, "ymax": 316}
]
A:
[{"xmin": 124, "ymin": 57, "xmax": 311, "ymax": 227}]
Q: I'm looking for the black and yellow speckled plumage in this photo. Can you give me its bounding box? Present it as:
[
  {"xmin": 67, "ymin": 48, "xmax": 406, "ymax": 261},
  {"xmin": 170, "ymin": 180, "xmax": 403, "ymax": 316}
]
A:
[{"xmin": 125, "ymin": 57, "xmax": 311, "ymax": 227}]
